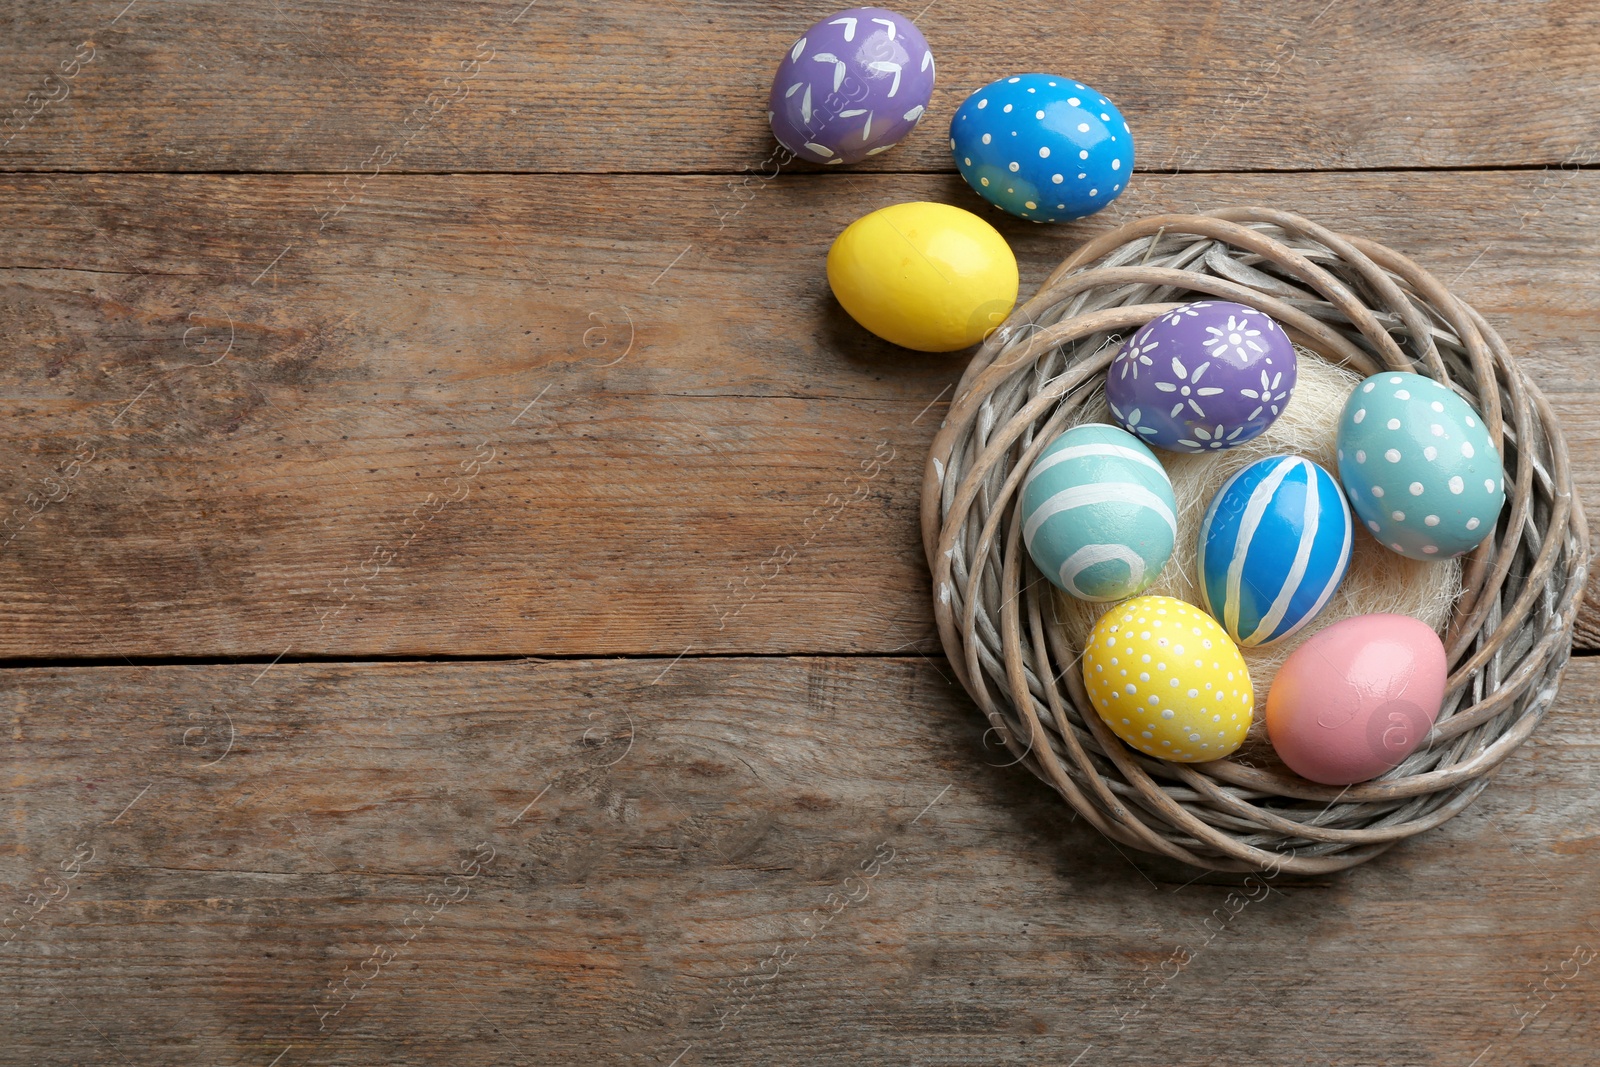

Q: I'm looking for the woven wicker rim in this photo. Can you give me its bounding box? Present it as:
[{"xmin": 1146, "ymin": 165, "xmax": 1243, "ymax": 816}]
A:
[{"xmin": 920, "ymin": 208, "xmax": 1589, "ymax": 874}]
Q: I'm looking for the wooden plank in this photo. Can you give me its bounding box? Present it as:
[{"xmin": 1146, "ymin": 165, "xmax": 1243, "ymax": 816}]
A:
[
  {"xmin": 1, "ymin": 654, "xmax": 1596, "ymax": 1064},
  {"xmin": 0, "ymin": 0, "xmax": 1596, "ymax": 174},
  {"xmin": 0, "ymin": 168, "xmax": 1595, "ymax": 659}
]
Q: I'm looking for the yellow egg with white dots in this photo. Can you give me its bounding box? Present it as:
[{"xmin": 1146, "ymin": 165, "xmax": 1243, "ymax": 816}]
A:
[{"xmin": 1082, "ymin": 595, "xmax": 1253, "ymax": 763}]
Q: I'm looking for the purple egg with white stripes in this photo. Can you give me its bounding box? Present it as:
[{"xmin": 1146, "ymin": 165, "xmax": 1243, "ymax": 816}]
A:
[
  {"xmin": 767, "ymin": 7, "xmax": 935, "ymax": 166},
  {"xmin": 1106, "ymin": 300, "xmax": 1298, "ymax": 453}
]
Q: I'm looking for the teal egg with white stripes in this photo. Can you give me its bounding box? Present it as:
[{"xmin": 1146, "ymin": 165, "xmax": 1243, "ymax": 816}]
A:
[
  {"xmin": 1020, "ymin": 423, "xmax": 1177, "ymax": 602},
  {"xmin": 1198, "ymin": 456, "xmax": 1354, "ymax": 647}
]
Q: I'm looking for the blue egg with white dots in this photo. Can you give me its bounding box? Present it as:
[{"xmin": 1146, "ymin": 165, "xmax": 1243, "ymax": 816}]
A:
[
  {"xmin": 1198, "ymin": 456, "xmax": 1354, "ymax": 648},
  {"xmin": 1336, "ymin": 371, "xmax": 1505, "ymax": 560},
  {"xmin": 949, "ymin": 73, "xmax": 1133, "ymax": 223}
]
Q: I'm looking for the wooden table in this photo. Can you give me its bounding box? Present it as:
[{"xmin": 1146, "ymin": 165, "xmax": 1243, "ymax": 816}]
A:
[{"xmin": 2, "ymin": 2, "xmax": 1597, "ymax": 1063}]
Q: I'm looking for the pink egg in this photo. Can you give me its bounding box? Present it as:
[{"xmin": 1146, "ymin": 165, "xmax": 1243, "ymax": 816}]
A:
[{"xmin": 1265, "ymin": 614, "xmax": 1448, "ymax": 785}]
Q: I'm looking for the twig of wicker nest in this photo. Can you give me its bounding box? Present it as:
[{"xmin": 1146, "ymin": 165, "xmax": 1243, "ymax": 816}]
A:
[{"xmin": 920, "ymin": 208, "xmax": 1588, "ymax": 874}]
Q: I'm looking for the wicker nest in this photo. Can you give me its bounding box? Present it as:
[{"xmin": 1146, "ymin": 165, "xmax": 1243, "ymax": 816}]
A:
[{"xmin": 920, "ymin": 208, "xmax": 1589, "ymax": 874}]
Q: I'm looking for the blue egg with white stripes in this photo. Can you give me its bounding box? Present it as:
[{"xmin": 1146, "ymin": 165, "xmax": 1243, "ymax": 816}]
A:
[
  {"xmin": 1020, "ymin": 423, "xmax": 1176, "ymax": 602},
  {"xmin": 1198, "ymin": 456, "xmax": 1354, "ymax": 647}
]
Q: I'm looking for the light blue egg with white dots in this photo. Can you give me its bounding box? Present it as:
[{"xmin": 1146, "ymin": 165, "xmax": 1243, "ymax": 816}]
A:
[
  {"xmin": 1020, "ymin": 423, "xmax": 1176, "ymax": 601},
  {"xmin": 1198, "ymin": 456, "xmax": 1353, "ymax": 647},
  {"xmin": 949, "ymin": 73, "xmax": 1133, "ymax": 223},
  {"xmin": 1336, "ymin": 372, "xmax": 1505, "ymax": 560}
]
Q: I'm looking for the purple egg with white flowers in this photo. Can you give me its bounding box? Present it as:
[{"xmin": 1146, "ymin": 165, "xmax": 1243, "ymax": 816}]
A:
[
  {"xmin": 1106, "ymin": 300, "xmax": 1298, "ymax": 453},
  {"xmin": 767, "ymin": 7, "xmax": 935, "ymax": 166}
]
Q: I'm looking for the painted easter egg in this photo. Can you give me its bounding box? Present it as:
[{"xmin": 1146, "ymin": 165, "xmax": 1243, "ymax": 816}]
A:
[
  {"xmin": 949, "ymin": 73, "xmax": 1133, "ymax": 222},
  {"xmin": 1266, "ymin": 613, "xmax": 1447, "ymax": 784},
  {"xmin": 1336, "ymin": 371, "xmax": 1505, "ymax": 560},
  {"xmin": 1020, "ymin": 424, "xmax": 1177, "ymax": 601},
  {"xmin": 1082, "ymin": 595, "xmax": 1253, "ymax": 763},
  {"xmin": 827, "ymin": 201, "xmax": 1018, "ymax": 351},
  {"xmin": 1198, "ymin": 456, "xmax": 1354, "ymax": 647},
  {"xmin": 768, "ymin": 7, "xmax": 935, "ymax": 166},
  {"xmin": 1106, "ymin": 301, "xmax": 1297, "ymax": 453}
]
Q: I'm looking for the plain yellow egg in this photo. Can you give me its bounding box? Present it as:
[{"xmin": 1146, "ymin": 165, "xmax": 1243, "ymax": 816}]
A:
[
  {"xmin": 1082, "ymin": 595, "xmax": 1254, "ymax": 763},
  {"xmin": 826, "ymin": 201, "xmax": 1019, "ymax": 352}
]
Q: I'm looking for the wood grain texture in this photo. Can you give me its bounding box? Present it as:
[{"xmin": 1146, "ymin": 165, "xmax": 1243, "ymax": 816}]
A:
[
  {"xmin": 3, "ymin": 1, "xmax": 1595, "ymax": 1062},
  {"xmin": 0, "ymin": 1, "xmax": 1597, "ymax": 174},
  {"xmin": 1, "ymin": 654, "xmax": 1596, "ymax": 1065},
  {"xmin": 0, "ymin": 168, "xmax": 1595, "ymax": 658}
]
